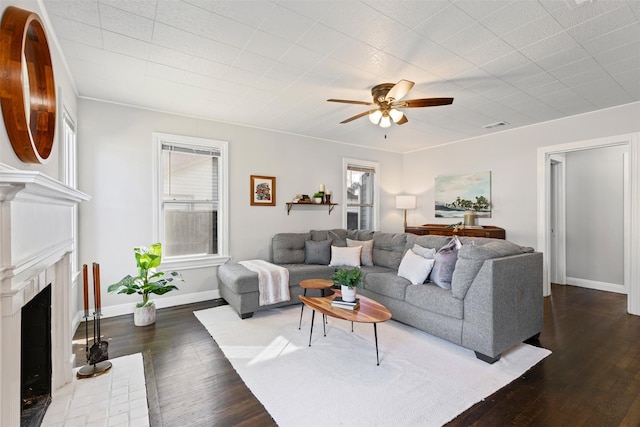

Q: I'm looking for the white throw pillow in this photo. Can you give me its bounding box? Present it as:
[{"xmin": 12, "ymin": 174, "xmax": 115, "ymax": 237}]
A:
[
  {"xmin": 329, "ymin": 245, "xmax": 362, "ymax": 267},
  {"xmin": 346, "ymin": 238, "xmax": 374, "ymax": 266},
  {"xmin": 398, "ymin": 249, "xmax": 436, "ymax": 285},
  {"xmin": 412, "ymin": 244, "xmax": 436, "ymax": 259}
]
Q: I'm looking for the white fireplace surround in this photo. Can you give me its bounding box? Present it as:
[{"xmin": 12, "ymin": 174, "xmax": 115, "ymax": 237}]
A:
[{"xmin": 0, "ymin": 170, "xmax": 89, "ymax": 426}]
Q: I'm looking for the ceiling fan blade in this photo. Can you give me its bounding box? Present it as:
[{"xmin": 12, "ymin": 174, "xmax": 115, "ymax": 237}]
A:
[
  {"xmin": 340, "ymin": 110, "xmax": 376, "ymax": 124},
  {"xmin": 396, "ymin": 97, "xmax": 454, "ymax": 108},
  {"xmin": 385, "ymin": 80, "xmax": 415, "ymax": 102},
  {"xmin": 327, "ymin": 99, "xmax": 374, "ymax": 106},
  {"xmin": 396, "ymin": 115, "xmax": 408, "ymax": 125}
]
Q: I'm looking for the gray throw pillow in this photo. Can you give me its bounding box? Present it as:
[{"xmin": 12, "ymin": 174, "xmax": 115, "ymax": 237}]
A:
[
  {"xmin": 304, "ymin": 239, "xmax": 331, "ymax": 264},
  {"xmin": 429, "ymin": 237, "xmax": 460, "ymax": 290}
]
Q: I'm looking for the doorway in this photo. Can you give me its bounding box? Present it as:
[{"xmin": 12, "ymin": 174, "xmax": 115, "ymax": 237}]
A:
[
  {"xmin": 537, "ymin": 132, "xmax": 639, "ymax": 315},
  {"xmin": 549, "ymin": 155, "xmax": 566, "ymax": 286}
]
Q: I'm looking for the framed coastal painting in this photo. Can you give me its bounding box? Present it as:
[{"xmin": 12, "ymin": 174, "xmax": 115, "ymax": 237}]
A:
[
  {"xmin": 250, "ymin": 175, "xmax": 276, "ymax": 206},
  {"xmin": 435, "ymin": 171, "xmax": 491, "ymax": 218}
]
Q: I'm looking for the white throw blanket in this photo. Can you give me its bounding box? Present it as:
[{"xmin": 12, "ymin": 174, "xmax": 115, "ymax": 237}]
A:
[{"xmin": 238, "ymin": 260, "xmax": 290, "ymax": 306}]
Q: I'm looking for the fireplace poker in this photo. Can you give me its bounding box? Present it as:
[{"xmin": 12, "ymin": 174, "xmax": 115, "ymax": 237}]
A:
[
  {"xmin": 77, "ymin": 262, "xmax": 112, "ymax": 378},
  {"xmin": 89, "ymin": 263, "xmax": 110, "ymax": 364}
]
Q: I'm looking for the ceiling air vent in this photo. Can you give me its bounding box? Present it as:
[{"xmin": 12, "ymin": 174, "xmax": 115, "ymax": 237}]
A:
[{"xmin": 482, "ymin": 121, "xmax": 509, "ymax": 129}]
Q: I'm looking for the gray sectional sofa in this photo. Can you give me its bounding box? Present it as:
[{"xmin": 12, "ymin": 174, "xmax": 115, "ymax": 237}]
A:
[{"xmin": 217, "ymin": 229, "xmax": 543, "ymax": 363}]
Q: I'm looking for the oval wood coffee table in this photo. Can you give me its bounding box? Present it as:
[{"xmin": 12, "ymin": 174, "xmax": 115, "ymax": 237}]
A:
[
  {"xmin": 299, "ymin": 291, "xmax": 392, "ymax": 365},
  {"xmin": 298, "ymin": 279, "xmax": 335, "ymax": 329}
]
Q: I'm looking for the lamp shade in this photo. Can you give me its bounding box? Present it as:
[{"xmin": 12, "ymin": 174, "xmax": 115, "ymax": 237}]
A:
[
  {"xmin": 369, "ymin": 110, "xmax": 382, "ymax": 124},
  {"xmin": 395, "ymin": 195, "xmax": 416, "ymax": 209},
  {"xmin": 389, "ymin": 108, "xmax": 404, "ymax": 123}
]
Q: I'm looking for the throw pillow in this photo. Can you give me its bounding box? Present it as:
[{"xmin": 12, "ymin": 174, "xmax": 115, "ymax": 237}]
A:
[
  {"xmin": 304, "ymin": 239, "xmax": 331, "ymax": 265},
  {"xmin": 347, "ymin": 238, "xmax": 374, "ymax": 266},
  {"xmin": 429, "ymin": 236, "xmax": 461, "ymax": 290},
  {"xmin": 412, "ymin": 244, "xmax": 436, "ymax": 259},
  {"xmin": 397, "ymin": 249, "xmax": 436, "ymax": 285},
  {"xmin": 329, "ymin": 245, "xmax": 362, "ymax": 267}
]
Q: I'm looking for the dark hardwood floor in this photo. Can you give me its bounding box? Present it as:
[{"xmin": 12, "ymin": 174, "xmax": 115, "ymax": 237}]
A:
[{"xmin": 73, "ymin": 284, "xmax": 640, "ymax": 426}]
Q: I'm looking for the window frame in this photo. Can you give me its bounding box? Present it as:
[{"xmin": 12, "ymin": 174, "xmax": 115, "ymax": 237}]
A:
[
  {"xmin": 152, "ymin": 132, "xmax": 229, "ymax": 270},
  {"xmin": 59, "ymin": 103, "xmax": 78, "ymax": 276},
  {"xmin": 342, "ymin": 158, "xmax": 380, "ymax": 231}
]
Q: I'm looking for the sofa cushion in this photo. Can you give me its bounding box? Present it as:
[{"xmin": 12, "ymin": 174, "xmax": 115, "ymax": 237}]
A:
[
  {"xmin": 218, "ymin": 263, "xmax": 260, "ymax": 294},
  {"xmin": 405, "ymin": 234, "xmax": 451, "ymax": 252},
  {"xmin": 347, "ymin": 238, "xmax": 374, "ymax": 266},
  {"xmin": 412, "ymin": 244, "xmax": 436, "ymax": 259},
  {"xmin": 285, "ymin": 264, "xmax": 336, "ymax": 285},
  {"xmin": 355, "ymin": 230, "xmax": 375, "ymax": 241},
  {"xmin": 451, "ymin": 240, "xmax": 533, "ymax": 299},
  {"xmin": 372, "ymin": 232, "xmax": 407, "ymax": 269},
  {"xmin": 430, "ymin": 236, "xmax": 461, "ymax": 290},
  {"xmin": 304, "ymin": 239, "xmax": 331, "ymax": 265},
  {"xmin": 272, "ymin": 233, "xmax": 309, "ymax": 264},
  {"xmin": 363, "ymin": 272, "xmax": 410, "ymax": 300},
  {"xmin": 405, "ymin": 284, "xmax": 463, "ymax": 319},
  {"xmin": 310, "ymin": 229, "xmax": 355, "ymax": 247},
  {"xmin": 397, "ymin": 249, "xmax": 435, "ymax": 285},
  {"xmin": 329, "ymin": 245, "xmax": 361, "ymax": 267},
  {"xmin": 359, "ymin": 265, "xmax": 396, "ymax": 275}
]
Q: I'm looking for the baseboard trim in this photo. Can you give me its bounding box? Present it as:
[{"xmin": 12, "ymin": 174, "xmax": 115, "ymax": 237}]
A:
[
  {"xmin": 73, "ymin": 290, "xmax": 222, "ymax": 321},
  {"xmin": 566, "ymin": 277, "xmax": 626, "ymax": 294}
]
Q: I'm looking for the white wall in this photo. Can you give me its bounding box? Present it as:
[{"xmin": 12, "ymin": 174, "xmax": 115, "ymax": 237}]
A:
[
  {"xmin": 566, "ymin": 145, "xmax": 627, "ymax": 287},
  {"xmin": 403, "ymin": 102, "xmax": 640, "ymax": 249},
  {"xmin": 77, "ymin": 99, "xmax": 404, "ymax": 312}
]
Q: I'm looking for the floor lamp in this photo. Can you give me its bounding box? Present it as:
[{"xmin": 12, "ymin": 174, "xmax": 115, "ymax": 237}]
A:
[{"xmin": 396, "ymin": 195, "xmax": 416, "ymax": 230}]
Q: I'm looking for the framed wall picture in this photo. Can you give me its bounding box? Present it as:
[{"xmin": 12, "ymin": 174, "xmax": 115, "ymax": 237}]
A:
[
  {"xmin": 250, "ymin": 175, "xmax": 276, "ymax": 206},
  {"xmin": 435, "ymin": 171, "xmax": 491, "ymax": 218}
]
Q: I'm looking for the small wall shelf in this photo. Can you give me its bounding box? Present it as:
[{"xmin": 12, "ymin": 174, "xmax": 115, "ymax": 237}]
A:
[{"xmin": 286, "ymin": 202, "xmax": 337, "ymax": 215}]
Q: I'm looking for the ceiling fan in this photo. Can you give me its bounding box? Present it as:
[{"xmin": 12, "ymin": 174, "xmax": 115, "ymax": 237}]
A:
[{"xmin": 327, "ymin": 80, "xmax": 453, "ymax": 128}]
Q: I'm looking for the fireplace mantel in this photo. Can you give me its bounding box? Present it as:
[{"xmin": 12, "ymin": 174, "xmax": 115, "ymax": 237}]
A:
[{"xmin": 0, "ymin": 169, "xmax": 89, "ymax": 426}]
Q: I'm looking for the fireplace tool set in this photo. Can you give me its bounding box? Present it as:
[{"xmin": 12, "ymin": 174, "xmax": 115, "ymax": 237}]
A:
[{"xmin": 77, "ymin": 263, "xmax": 112, "ymax": 378}]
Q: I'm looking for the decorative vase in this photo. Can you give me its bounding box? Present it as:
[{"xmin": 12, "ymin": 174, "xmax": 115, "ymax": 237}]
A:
[
  {"xmin": 134, "ymin": 304, "xmax": 156, "ymax": 326},
  {"xmin": 463, "ymin": 210, "xmax": 476, "ymax": 227},
  {"xmin": 341, "ymin": 285, "xmax": 357, "ymax": 302}
]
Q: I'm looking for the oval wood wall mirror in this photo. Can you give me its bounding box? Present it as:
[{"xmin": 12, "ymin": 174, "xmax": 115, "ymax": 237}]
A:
[{"xmin": 0, "ymin": 6, "xmax": 56, "ymax": 164}]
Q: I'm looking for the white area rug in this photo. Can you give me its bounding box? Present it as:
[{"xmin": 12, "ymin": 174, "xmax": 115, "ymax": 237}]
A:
[
  {"xmin": 195, "ymin": 305, "xmax": 550, "ymax": 427},
  {"xmin": 41, "ymin": 353, "xmax": 149, "ymax": 427}
]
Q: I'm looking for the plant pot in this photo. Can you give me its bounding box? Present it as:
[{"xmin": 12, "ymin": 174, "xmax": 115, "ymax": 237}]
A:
[
  {"xmin": 341, "ymin": 285, "xmax": 357, "ymax": 302},
  {"xmin": 314, "ymin": 197, "xmax": 323, "ymax": 204},
  {"xmin": 134, "ymin": 304, "xmax": 156, "ymax": 326}
]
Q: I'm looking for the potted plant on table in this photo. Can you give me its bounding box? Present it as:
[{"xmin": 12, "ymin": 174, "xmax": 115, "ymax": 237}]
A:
[
  {"xmin": 331, "ymin": 267, "xmax": 362, "ymax": 302},
  {"xmin": 108, "ymin": 243, "xmax": 183, "ymax": 326}
]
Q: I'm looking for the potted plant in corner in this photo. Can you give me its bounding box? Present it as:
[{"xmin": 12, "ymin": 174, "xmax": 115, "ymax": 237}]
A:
[
  {"xmin": 331, "ymin": 267, "xmax": 362, "ymax": 302},
  {"xmin": 107, "ymin": 243, "xmax": 183, "ymax": 326}
]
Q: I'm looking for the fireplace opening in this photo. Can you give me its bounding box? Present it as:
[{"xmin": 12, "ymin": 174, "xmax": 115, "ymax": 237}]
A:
[{"xmin": 21, "ymin": 284, "xmax": 52, "ymax": 426}]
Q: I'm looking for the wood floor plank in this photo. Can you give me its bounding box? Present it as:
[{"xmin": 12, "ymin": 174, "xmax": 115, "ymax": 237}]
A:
[{"xmin": 72, "ymin": 286, "xmax": 640, "ymax": 426}]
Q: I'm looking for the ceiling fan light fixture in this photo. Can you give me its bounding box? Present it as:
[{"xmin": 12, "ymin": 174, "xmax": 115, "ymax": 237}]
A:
[
  {"xmin": 369, "ymin": 110, "xmax": 382, "ymax": 124},
  {"xmin": 389, "ymin": 108, "xmax": 404, "ymax": 123},
  {"xmin": 379, "ymin": 115, "xmax": 391, "ymax": 128}
]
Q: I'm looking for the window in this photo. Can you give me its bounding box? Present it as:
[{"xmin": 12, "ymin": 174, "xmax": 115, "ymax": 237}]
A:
[
  {"xmin": 343, "ymin": 158, "xmax": 379, "ymax": 230},
  {"xmin": 153, "ymin": 133, "xmax": 229, "ymax": 269}
]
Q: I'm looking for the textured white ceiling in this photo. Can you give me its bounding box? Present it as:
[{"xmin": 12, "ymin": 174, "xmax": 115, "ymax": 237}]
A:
[{"xmin": 42, "ymin": 0, "xmax": 640, "ymax": 153}]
